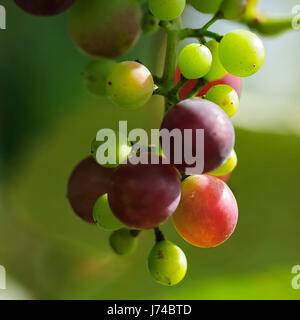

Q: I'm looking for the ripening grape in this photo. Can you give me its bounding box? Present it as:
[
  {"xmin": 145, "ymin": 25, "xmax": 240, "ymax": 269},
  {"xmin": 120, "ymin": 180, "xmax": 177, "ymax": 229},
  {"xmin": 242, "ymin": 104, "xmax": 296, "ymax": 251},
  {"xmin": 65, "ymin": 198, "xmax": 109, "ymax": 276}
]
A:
[
  {"xmin": 173, "ymin": 175, "xmax": 238, "ymax": 248},
  {"xmin": 208, "ymin": 149, "xmax": 237, "ymax": 176},
  {"xmin": 108, "ymin": 154, "xmax": 181, "ymax": 229},
  {"xmin": 190, "ymin": 0, "xmax": 223, "ymax": 14},
  {"xmin": 178, "ymin": 43, "xmax": 212, "ymax": 79},
  {"xmin": 82, "ymin": 59, "xmax": 116, "ymax": 97},
  {"xmin": 107, "ymin": 61, "xmax": 154, "ymax": 109},
  {"xmin": 93, "ymin": 194, "xmax": 123, "ymax": 231},
  {"xmin": 174, "ymin": 68, "xmax": 242, "ymax": 99},
  {"xmin": 67, "ymin": 156, "xmax": 114, "ymax": 223},
  {"xmin": 204, "ymin": 40, "xmax": 227, "ymax": 82},
  {"xmin": 91, "ymin": 131, "xmax": 132, "ymax": 168},
  {"xmin": 142, "ymin": 13, "xmax": 160, "ymax": 34},
  {"xmin": 109, "ymin": 229, "xmax": 138, "ymax": 256},
  {"xmin": 205, "ymin": 84, "xmax": 239, "ymax": 117},
  {"xmin": 160, "ymin": 99, "xmax": 235, "ymax": 173},
  {"xmin": 220, "ymin": 0, "xmax": 247, "ymax": 20},
  {"xmin": 68, "ymin": 0, "xmax": 141, "ymax": 58},
  {"xmin": 148, "ymin": 0, "xmax": 186, "ymax": 21},
  {"xmin": 219, "ymin": 30, "xmax": 266, "ymax": 77},
  {"xmin": 198, "ymin": 73, "xmax": 242, "ymax": 97},
  {"xmin": 14, "ymin": 0, "xmax": 75, "ymax": 16},
  {"xmin": 148, "ymin": 240, "xmax": 187, "ymax": 286}
]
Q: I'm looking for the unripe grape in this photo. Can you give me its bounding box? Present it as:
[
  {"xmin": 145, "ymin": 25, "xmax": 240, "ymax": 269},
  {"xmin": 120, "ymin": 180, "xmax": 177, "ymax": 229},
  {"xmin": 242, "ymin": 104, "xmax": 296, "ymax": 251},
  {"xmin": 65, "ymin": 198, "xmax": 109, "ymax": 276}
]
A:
[
  {"xmin": 160, "ymin": 99, "xmax": 235, "ymax": 173},
  {"xmin": 190, "ymin": 0, "xmax": 223, "ymax": 14},
  {"xmin": 68, "ymin": 0, "xmax": 141, "ymax": 58},
  {"xmin": 219, "ymin": 30, "xmax": 265, "ymax": 77},
  {"xmin": 204, "ymin": 40, "xmax": 227, "ymax": 82},
  {"xmin": 91, "ymin": 131, "xmax": 132, "ymax": 168},
  {"xmin": 67, "ymin": 156, "xmax": 114, "ymax": 223},
  {"xmin": 109, "ymin": 228, "xmax": 138, "ymax": 256},
  {"xmin": 148, "ymin": 0, "xmax": 186, "ymax": 21},
  {"xmin": 14, "ymin": 0, "xmax": 75, "ymax": 16},
  {"xmin": 208, "ymin": 149, "xmax": 237, "ymax": 176},
  {"xmin": 93, "ymin": 194, "xmax": 123, "ymax": 231},
  {"xmin": 173, "ymin": 175, "xmax": 238, "ymax": 248},
  {"xmin": 205, "ymin": 84, "xmax": 239, "ymax": 117},
  {"xmin": 82, "ymin": 59, "xmax": 116, "ymax": 97},
  {"xmin": 220, "ymin": 0, "xmax": 247, "ymax": 20},
  {"xmin": 178, "ymin": 43, "xmax": 212, "ymax": 79},
  {"xmin": 142, "ymin": 13, "xmax": 160, "ymax": 34},
  {"xmin": 108, "ymin": 154, "xmax": 181, "ymax": 230},
  {"xmin": 148, "ymin": 240, "xmax": 187, "ymax": 286},
  {"xmin": 107, "ymin": 61, "xmax": 154, "ymax": 109}
]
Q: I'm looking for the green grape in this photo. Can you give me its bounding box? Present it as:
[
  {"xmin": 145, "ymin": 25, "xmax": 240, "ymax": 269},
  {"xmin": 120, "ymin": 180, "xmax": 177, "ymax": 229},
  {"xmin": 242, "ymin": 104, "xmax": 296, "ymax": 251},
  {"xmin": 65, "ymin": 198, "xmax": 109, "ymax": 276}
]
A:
[
  {"xmin": 208, "ymin": 149, "xmax": 237, "ymax": 176},
  {"xmin": 178, "ymin": 43, "xmax": 212, "ymax": 79},
  {"xmin": 148, "ymin": 0, "xmax": 186, "ymax": 21},
  {"xmin": 204, "ymin": 40, "xmax": 227, "ymax": 82},
  {"xmin": 107, "ymin": 61, "xmax": 154, "ymax": 108},
  {"xmin": 219, "ymin": 30, "xmax": 265, "ymax": 77},
  {"xmin": 91, "ymin": 130, "xmax": 132, "ymax": 168},
  {"xmin": 82, "ymin": 59, "xmax": 116, "ymax": 96},
  {"xmin": 109, "ymin": 228, "xmax": 138, "ymax": 256},
  {"xmin": 191, "ymin": 0, "xmax": 222, "ymax": 14},
  {"xmin": 142, "ymin": 13, "xmax": 160, "ymax": 34},
  {"xmin": 220, "ymin": 0, "xmax": 247, "ymax": 20},
  {"xmin": 205, "ymin": 84, "xmax": 239, "ymax": 117},
  {"xmin": 93, "ymin": 194, "xmax": 123, "ymax": 230},
  {"xmin": 148, "ymin": 240, "xmax": 187, "ymax": 286}
]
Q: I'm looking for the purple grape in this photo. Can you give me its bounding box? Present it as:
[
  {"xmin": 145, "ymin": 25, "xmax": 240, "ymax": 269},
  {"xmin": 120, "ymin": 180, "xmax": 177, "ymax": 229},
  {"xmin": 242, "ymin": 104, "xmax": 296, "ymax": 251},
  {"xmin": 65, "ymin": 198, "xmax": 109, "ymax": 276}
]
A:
[
  {"xmin": 14, "ymin": 0, "xmax": 75, "ymax": 16},
  {"xmin": 108, "ymin": 154, "xmax": 181, "ymax": 230},
  {"xmin": 67, "ymin": 156, "xmax": 114, "ymax": 224},
  {"xmin": 160, "ymin": 99, "xmax": 235, "ymax": 173}
]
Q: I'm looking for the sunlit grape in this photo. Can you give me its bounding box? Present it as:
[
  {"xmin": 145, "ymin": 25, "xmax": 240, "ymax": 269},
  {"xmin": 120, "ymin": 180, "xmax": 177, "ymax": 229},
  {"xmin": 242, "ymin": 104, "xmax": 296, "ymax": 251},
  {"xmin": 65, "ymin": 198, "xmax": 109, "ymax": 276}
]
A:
[
  {"xmin": 178, "ymin": 43, "xmax": 212, "ymax": 79},
  {"xmin": 107, "ymin": 61, "xmax": 154, "ymax": 109},
  {"xmin": 205, "ymin": 84, "xmax": 239, "ymax": 117},
  {"xmin": 208, "ymin": 149, "xmax": 237, "ymax": 176},
  {"xmin": 204, "ymin": 40, "xmax": 227, "ymax": 82},
  {"xmin": 219, "ymin": 30, "xmax": 265, "ymax": 77},
  {"xmin": 190, "ymin": 0, "xmax": 222, "ymax": 14},
  {"xmin": 173, "ymin": 175, "xmax": 238, "ymax": 248},
  {"xmin": 148, "ymin": 240, "xmax": 187, "ymax": 286},
  {"xmin": 220, "ymin": 0, "xmax": 247, "ymax": 20},
  {"xmin": 148, "ymin": 0, "xmax": 186, "ymax": 21}
]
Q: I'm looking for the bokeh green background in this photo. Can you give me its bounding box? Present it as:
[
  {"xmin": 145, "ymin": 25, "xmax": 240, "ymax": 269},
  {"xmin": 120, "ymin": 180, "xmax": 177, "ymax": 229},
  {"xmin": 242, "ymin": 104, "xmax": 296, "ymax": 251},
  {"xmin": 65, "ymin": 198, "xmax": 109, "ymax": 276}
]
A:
[{"xmin": 0, "ymin": 0, "xmax": 300, "ymax": 299}]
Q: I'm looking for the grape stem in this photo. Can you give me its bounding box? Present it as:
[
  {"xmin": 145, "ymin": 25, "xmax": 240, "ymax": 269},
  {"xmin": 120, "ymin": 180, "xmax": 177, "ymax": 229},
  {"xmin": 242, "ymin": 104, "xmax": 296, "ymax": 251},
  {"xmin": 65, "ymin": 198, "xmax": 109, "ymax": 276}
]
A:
[
  {"xmin": 154, "ymin": 227, "xmax": 165, "ymax": 242},
  {"xmin": 130, "ymin": 230, "xmax": 141, "ymax": 238},
  {"xmin": 242, "ymin": 14, "xmax": 294, "ymax": 36},
  {"xmin": 179, "ymin": 28, "xmax": 223, "ymax": 42},
  {"xmin": 186, "ymin": 78, "xmax": 207, "ymax": 99}
]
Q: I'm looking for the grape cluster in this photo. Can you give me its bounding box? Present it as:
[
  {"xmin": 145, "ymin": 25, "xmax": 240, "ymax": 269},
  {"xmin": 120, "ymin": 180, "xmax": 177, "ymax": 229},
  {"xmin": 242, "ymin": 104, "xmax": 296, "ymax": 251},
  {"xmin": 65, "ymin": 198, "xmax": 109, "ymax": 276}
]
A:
[{"xmin": 16, "ymin": 0, "xmax": 290, "ymax": 286}]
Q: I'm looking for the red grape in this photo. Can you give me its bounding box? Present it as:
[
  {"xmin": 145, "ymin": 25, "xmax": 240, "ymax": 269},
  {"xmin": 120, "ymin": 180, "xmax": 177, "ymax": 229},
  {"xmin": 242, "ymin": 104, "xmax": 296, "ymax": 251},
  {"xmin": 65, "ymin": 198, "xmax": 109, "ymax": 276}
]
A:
[
  {"xmin": 173, "ymin": 175, "xmax": 238, "ymax": 248},
  {"xmin": 108, "ymin": 154, "xmax": 181, "ymax": 229},
  {"xmin": 175, "ymin": 67, "xmax": 242, "ymax": 99},
  {"xmin": 67, "ymin": 156, "xmax": 114, "ymax": 224},
  {"xmin": 160, "ymin": 99, "xmax": 235, "ymax": 173},
  {"xmin": 68, "ymin": 0, "xmax": 141, "ymax": 58},
  {"xmin": 14, "ymin": 0, "xmax": 75, "ymax": 16}
]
